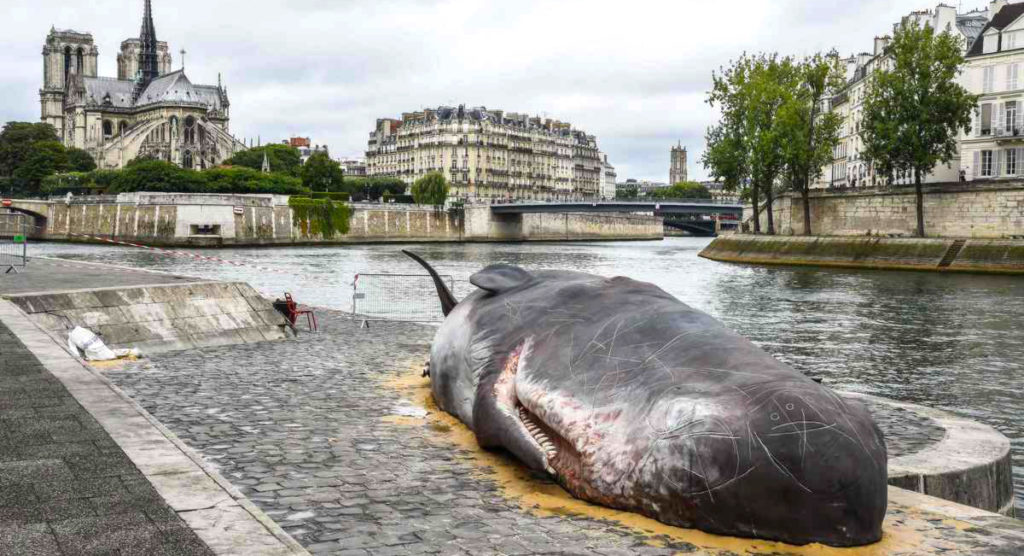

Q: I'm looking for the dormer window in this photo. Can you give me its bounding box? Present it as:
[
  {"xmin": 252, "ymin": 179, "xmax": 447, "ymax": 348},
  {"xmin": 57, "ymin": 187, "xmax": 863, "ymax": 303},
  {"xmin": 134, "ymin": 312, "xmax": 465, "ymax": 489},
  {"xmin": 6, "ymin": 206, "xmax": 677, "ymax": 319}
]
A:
[
  {"xmin": 1006, "ymin": 31, "xmax": 1019, "ymax": 51},
  {"xmin": 984, "ymin": 30, "xmax": 999, "ymax": 54}
]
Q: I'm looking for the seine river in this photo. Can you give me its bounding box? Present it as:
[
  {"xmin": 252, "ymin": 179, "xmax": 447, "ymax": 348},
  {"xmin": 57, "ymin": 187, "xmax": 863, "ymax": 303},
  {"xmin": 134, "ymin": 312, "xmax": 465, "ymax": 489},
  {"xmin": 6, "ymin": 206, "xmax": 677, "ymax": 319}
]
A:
[{"xmin": 33, "ymin": 237, "xmax": 1024, "ymax": 513}]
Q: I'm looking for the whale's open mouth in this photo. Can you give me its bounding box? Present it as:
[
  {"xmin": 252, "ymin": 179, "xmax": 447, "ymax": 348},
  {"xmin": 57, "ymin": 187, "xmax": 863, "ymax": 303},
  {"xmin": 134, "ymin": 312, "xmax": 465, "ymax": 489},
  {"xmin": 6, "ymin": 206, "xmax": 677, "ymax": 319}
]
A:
[{"xmin": 493, "ymin": 341, "xmax": 579, "ymax": 478}]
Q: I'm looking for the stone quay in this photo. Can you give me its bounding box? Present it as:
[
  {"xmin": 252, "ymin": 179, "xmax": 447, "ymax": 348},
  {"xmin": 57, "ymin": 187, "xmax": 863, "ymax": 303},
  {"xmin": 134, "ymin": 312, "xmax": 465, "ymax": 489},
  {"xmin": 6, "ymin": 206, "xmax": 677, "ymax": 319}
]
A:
[{"xmin": 1, "ymin": 257, "xmax": 1022, "ymax": 555}]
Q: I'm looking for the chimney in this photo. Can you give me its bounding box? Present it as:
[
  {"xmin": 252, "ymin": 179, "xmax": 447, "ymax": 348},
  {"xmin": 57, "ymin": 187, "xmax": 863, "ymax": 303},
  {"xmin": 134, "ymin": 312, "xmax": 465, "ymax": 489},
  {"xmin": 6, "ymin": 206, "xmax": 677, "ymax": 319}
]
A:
[
  {"xmin": 873, "ymin": 36, "xmax": 890, "ymax": 56},
  {"xmin": 990, "ymin": 0, "xmax": 1008, "ymax": 19}
]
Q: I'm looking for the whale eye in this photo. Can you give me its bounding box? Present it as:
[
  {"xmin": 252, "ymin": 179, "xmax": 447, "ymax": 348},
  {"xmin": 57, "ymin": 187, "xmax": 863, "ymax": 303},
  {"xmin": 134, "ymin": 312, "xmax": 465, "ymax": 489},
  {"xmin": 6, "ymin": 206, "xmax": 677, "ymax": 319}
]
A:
[
  {"xmin": 785, "ymin": 403, "xmax": 794, "ymax": 411},
  {"xmin": 770, "ymin": 413, "xmax": 779, "ymax": 421}
]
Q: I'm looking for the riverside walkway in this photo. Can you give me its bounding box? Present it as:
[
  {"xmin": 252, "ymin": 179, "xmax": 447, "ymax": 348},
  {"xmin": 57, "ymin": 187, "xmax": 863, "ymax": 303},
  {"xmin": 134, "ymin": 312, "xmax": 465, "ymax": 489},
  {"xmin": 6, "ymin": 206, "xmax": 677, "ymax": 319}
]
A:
[{"xmin": 2, "ymin": 257, "xmax": 1023, "ymax": 554}]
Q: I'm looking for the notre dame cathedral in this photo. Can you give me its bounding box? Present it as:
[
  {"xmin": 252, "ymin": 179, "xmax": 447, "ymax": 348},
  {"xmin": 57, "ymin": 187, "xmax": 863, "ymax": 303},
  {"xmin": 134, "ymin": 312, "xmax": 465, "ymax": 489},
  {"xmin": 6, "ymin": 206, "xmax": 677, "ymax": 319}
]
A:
[{"xmin": 40, "ymin": 0, "xmax": 245, "ymax": 170}]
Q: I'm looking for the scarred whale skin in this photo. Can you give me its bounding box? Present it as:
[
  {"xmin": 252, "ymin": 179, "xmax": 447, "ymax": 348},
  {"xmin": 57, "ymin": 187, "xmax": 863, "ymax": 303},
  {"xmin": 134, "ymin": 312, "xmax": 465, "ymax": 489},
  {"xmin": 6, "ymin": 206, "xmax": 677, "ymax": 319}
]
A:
[{"xmin": 425, "ymin": 263, "xmax": 887, "ymax": 547}]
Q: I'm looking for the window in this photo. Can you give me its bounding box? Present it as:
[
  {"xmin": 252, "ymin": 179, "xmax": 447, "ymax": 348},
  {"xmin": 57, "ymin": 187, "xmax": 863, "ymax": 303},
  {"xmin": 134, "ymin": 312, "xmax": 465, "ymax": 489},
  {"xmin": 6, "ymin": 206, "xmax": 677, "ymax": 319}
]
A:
[
  {"xmin": 984, "ymin": 66, "xmax": 995, "ymax": 93},
  {"xmin": 1011, "ymin": 64, "xmax": 1021, "ymax": 90},
  {"xmin": 1006, "ymin": 31, "xmax": 1019, "ymax": 51},
  {"xmin": 1007, "ymin": 148, "xmax": 1018, "ymax": 175},
  {"xmin": 984, "ymin": 33, "xmax": 998, "ymax": 54},
  {"xmin": 1008, "ymin": 101, "xmax": 1018, "ymax": 134},
  {"xmin": 982, "ymin": 150, "xmax": 993, "ymax": 177},
  {"xmin": 102, "ymin": 120, "xmax": 113, "ymax": 138},
  {"xmin": 982, "ymin": 103, "xmax": 993, "ymax": 135}
]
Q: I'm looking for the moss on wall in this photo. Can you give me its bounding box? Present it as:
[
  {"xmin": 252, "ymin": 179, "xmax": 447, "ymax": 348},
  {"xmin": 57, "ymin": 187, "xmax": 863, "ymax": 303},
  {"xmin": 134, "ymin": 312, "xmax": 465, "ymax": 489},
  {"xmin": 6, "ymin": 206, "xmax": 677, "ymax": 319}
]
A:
[{"xmin": 288, "ymin": 197, "xmax": 352, "ymax": 239}]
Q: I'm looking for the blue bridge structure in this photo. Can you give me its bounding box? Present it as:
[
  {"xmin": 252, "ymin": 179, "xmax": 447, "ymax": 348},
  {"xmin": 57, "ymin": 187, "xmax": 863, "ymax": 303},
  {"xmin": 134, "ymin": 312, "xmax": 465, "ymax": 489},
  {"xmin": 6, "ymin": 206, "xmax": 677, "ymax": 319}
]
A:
[{"xmin": 489, "ymin": 199, "xmax": 744, "ymax": 237}]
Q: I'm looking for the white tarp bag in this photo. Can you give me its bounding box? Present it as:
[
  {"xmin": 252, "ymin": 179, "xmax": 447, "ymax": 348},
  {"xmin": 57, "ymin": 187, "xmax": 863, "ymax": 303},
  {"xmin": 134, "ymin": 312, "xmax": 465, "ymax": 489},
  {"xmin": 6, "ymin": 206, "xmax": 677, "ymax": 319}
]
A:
[{"xmin": 67, "ymin": 326, "xmax": 118, "ymax": 361}]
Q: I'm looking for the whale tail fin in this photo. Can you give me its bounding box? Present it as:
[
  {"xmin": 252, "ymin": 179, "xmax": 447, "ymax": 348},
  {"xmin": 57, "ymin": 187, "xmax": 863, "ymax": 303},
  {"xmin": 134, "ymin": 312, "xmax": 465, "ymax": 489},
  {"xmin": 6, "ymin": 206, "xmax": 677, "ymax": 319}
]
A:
[{"xmin": 402, "ymin": 250, "xmax": 458, "ymax": 317}]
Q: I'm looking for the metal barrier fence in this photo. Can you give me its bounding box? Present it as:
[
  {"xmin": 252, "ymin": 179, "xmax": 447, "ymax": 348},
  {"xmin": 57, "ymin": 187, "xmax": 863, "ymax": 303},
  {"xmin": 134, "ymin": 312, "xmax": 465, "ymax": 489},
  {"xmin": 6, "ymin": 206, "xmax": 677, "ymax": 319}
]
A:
[
  {"xmin": 0, "ymin": 213, "xmax": 27, "ymax": 274},
  {"xmin": 352, "ymin": 273, "xmax": 455, "ymax": 324}
]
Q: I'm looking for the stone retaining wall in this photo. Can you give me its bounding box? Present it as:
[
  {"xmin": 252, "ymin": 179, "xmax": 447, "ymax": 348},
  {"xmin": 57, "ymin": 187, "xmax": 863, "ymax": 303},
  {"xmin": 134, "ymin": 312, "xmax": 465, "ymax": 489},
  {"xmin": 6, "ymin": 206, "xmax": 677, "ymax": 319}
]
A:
[
  {"xmin": 744, "ymin": 183, "xmax": 1024, "ymax": 238},
  {"xmin": 11, "ymin": 194, "xmax": 662, "ymax": 246},
  {"xmin": 700, "ymin": 235, "xmax": 1024, "ymax": 274},
  {"xmin": 4, "ymin": 282, "xmax": 292, "ymax": 354}
]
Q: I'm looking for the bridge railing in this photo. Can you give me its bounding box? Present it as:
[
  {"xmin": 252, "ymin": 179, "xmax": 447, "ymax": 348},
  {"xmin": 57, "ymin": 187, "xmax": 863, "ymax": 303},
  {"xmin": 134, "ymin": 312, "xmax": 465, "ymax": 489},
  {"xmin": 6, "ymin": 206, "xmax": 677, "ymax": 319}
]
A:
[{"xmin": 488, "ymin": 198, "xmax": 742, "ymax": 206}]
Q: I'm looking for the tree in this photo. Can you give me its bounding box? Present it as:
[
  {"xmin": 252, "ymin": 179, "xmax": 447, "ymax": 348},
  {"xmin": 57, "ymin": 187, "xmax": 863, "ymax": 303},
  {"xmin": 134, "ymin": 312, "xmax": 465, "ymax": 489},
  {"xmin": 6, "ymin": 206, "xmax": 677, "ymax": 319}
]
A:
[
  {"xmin": 363, "ymin": 177, "xmax": 407, "ymax": 201},
  {"xmin": 12, "ymin": 141, "xmax": 68, "ymax": 196},
  {"xmin": 0, "ymin": 122, "xmax": 60, "ymax": 177},
  {"xmin": 66, "ymin": 147, "xmax": 96, "ymax": 172},
  {"xmin": 704, "ymin": 55, "xmax": 760, "ymax": 231},
  {"xmin": 615, "ymin": 185, "xmax": 638, "ymax": 199},
  {"xmin": 411, "ymin": 172, "xmax": 449, "ymax": 207},
  {"xmin": 861, "ymin": 22, "xmax": 977, "ymax": 237},
  {"xmin": 778, "ymin": 53, "xmax": 844, "ymax": 235},
  {"xmin": 225, "ymin": 144, "xmax": 302, "ymax": 176},
  {"xmin": 649, "ymin": 181, "xmax": 712, "ymax": 199},
  {"xmin": 300, "ymin": 151, "xmax": 344, "ymax": 192}
]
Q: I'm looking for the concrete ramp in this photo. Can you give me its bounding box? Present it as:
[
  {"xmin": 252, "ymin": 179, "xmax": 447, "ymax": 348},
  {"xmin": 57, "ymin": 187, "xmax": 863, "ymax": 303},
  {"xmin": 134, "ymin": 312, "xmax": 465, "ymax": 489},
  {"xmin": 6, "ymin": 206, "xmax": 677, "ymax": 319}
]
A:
[{"xmin": 5, "ymin": 282, "xmax": 292, "ymax": 354}]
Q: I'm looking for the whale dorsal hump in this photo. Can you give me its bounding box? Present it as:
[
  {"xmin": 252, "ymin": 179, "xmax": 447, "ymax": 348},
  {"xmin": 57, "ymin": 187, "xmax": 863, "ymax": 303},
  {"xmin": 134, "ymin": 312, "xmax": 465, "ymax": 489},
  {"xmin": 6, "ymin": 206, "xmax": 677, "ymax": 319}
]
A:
[{"xmin": 470, "ymin": 265, "xmax": 533, "ymax": 294}]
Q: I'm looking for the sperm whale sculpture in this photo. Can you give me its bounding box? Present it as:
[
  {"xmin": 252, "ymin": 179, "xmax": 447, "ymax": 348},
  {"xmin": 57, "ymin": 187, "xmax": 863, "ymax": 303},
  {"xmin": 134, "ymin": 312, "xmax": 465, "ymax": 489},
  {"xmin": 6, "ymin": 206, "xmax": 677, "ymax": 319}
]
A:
[{"xmin": 404, "ymin": 251, "xmax": 887, "ymax": 547}]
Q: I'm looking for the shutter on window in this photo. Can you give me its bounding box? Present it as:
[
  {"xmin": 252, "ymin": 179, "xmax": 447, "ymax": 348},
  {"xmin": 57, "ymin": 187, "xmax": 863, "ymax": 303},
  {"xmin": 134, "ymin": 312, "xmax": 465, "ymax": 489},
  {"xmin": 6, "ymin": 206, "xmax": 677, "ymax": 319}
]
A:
[
  {"xmin": 1007, "ymin": 65, "xmax": 1013, "ymax": 90},
  {"xmin": 973, "ymin": 151, "xmax": 980, "ymax": 179},
  {"xmin": 994, "ymin": 150, "xmax": 1002, "ymax": 177},
  {"xmin": 999, "ymin": 103, "xmax": 1007, "ymax": 134}
]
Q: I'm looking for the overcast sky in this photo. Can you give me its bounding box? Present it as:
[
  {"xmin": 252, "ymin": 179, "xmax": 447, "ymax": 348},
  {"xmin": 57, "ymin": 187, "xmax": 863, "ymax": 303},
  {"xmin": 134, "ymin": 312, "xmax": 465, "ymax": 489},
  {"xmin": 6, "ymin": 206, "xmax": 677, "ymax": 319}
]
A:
[{"xmin": 0, "ymin": 0, "xmax": 991, "ymax": 182}]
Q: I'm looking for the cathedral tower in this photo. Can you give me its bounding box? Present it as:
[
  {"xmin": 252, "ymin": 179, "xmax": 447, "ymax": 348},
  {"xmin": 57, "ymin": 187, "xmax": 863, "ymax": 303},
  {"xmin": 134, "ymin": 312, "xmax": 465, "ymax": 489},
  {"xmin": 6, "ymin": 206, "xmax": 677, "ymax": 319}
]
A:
[
  {"xmin": 40, "ymin": 28, "xmax": 98, "ymax": 139},
  {"xmin": 670, "ymin": 142, "xmax": 687, "ymax": 185}
]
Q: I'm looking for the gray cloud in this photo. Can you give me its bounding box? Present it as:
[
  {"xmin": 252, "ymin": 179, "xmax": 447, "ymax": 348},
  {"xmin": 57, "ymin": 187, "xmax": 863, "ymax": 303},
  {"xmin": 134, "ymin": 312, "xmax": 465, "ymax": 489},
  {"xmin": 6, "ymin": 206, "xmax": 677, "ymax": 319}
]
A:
[{"xmin": 0, "ymin": 0, "xmax": 987, "ymax": 181}]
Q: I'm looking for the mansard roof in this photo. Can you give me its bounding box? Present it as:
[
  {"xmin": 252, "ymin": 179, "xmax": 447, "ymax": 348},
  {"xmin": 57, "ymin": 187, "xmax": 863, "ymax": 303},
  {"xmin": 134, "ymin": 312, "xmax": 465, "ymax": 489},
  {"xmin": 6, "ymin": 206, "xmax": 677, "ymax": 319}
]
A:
[
  {"xmin": 967, "ymin": 3, "xmax": 1024, "ymax": 57},
  {"xmin": 74, "ymin": 71, "xmax": 226, "ymax": 112}
]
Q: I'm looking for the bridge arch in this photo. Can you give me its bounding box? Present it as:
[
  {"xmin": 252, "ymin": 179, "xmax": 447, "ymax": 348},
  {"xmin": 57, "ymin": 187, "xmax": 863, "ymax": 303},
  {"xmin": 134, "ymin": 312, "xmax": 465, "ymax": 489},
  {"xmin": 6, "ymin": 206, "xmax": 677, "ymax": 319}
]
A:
[{"xmin": 3, "ymin": 204, "xmax": 48, "ymax": 238}]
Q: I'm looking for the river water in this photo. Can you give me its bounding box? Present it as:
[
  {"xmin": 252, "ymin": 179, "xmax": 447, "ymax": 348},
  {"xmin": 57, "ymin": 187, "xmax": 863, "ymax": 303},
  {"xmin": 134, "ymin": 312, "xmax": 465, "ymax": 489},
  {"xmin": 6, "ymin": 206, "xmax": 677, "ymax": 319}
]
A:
[{"xmin": 32, "ymin": 237, "xmax": 1024, "ymax": 513}]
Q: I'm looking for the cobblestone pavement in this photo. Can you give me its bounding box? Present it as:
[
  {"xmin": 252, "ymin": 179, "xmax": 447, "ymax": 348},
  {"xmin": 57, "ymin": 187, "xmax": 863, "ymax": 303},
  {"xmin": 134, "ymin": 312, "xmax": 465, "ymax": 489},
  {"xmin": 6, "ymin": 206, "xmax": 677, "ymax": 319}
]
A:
[
  {"xmin": 103, "ymin": 310, "xmax": 1012, "ymax": 555},
  {"xmin": 0, "ymin": 320, "xmax": 212, "ymax": 556}
]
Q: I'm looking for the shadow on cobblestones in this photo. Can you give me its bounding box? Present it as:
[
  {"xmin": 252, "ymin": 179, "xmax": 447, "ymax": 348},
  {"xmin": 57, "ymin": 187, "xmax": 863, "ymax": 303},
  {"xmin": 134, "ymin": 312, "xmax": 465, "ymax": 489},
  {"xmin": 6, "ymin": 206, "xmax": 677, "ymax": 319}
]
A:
[{"xmin": 102, "ymin": 310, "xmax": 1020, "ymax": 555}]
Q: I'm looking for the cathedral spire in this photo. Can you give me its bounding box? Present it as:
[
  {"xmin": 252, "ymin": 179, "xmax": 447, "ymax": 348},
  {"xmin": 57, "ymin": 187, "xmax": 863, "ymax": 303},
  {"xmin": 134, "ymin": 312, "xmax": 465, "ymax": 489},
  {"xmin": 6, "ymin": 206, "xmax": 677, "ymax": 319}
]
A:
[{"xmin": 138, "ymin": 0, "xmax": 160, "ymax": 85}]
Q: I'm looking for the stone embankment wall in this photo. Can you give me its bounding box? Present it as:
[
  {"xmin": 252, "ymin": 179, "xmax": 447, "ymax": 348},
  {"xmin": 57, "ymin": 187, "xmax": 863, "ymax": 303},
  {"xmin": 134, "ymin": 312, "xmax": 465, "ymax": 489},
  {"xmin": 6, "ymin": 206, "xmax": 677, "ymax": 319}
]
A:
[
  {"xmin": 463, "ymin": 209, "xmax": 663, "ymax": 242},
  {"xmin": 11, "ymin": 193, "xmax": 662, "ymax": 245},
  {"xmin": 5, "ymin": 281, "xmax": 291, "ymax": 354},
  {"xmin": 701, "ymin": 235, "xmax": 1024, "ymax": 274},
  {"xmin": 744, "ymin": 183, "xmax": 1024, "ymax": 238}
]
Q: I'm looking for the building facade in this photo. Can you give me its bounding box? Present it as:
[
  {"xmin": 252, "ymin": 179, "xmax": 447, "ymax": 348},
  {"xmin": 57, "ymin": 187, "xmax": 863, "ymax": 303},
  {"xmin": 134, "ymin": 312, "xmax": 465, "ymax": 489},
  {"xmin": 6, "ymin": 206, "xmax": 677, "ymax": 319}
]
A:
[
  {"xmin": 670, "ymin": 142, "xmax": 687, "ymax": 184},
  {"xmin": 283, "ymin": 137, "xmax": 329, "ymax": 164},
  {"xmin": 40, "ymin": 0, "xmax": 243, "ymax": 170},
  {"xmin": 600, "ymin": 154, "xmax": 617, "ymax": 200},
  {"xmin": 961, "ymin": 1, "xmax": 1024, "ymax": 181},
  {"xmin": 815, "ymin": 3, "xmax": 990, "ymax": 189},
  {"xmin": 365, "ymin": 105, "xmax": 604, "ymax": 202}
]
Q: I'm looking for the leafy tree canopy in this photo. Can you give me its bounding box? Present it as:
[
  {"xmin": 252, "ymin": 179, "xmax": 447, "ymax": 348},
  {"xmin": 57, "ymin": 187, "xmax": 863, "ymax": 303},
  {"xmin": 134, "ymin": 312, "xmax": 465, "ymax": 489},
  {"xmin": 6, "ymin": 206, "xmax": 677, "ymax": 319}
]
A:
[
  {"xmin": 649, "ymin": 181, "xmax": 712, "ymax": 199},
  {"xmin": 225, "ymin": 144, "xmax": 302, "ymax": 176},
  {"xmin": 861, "ymin": 21, "xmax": 976, "ymax": 236},
  {"xmin": 300, "ymin": 151, "xmax": 344, "ymax": 192},
  {"xmin": 0, "ymin": 122, "xmax": 60, "ymax": 177},
  {"xmin": 411, "ymin": 172, "xmax": 450, "ymax": 206}
]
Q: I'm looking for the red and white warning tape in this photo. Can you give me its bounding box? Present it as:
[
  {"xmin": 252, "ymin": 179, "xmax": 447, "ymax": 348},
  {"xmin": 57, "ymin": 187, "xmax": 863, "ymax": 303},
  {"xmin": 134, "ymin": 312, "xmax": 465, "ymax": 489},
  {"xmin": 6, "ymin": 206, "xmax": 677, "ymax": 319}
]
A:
[{"xmin": 67, "ymin": 233, "xmax": 295, "ymax": 275}]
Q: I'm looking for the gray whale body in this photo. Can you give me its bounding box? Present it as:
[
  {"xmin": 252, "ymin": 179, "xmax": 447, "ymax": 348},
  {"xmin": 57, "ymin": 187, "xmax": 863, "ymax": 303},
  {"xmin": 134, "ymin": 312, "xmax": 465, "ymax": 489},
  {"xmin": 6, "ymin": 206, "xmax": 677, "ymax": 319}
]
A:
[{"xmin": 408, "ymin": 252, "xmax": 887, "ymax": 547}]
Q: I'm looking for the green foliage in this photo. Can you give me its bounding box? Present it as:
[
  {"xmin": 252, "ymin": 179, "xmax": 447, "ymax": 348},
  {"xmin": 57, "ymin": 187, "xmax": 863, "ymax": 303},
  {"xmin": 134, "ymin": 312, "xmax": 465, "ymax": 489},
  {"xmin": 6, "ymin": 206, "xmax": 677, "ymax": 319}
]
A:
[
  {"xmin": 383, "ymin": 193, "xmax": 415, "ymax": 204},
  {"xmin": 288, "ymin": 196, "xmax": 352, "ymax": 238},
  {"xmin": 861, "ymin": 22, "xmax": 977, "ymax": 237},
  {"xmin": 65, "ymin": 148, "xmax": 96, "ymax": 172},
  {"xmin": 108, "ymin": 160, "xmax": 207, "ymax": 193},
  {"xmin": 104, "ymin": 161, "xmax": 306, "ymax": 195},
  {"xmin": 202, "ymin": 167, "xmax": 306, "ymax": 195},
  {"xmin": 649, "ymin": 181, "xmax": 711, "ymax": 199},
  {"xmin": 12, "ymin": 141, "xmax": 69, "ymax": 195},
  {"xmin": 364, "ymin": 177, "xmax": 407, "ymax": 201},
  {"xmin": 0, "ymin": 122, "xmax": 60, "ymax": 177},
  {"xmin": 301, "ymin": 151, "xmax": 345, "ymax": 192},
  {"xmin": 411, "ymin": 172, "xmax": 449, "ymax": 206},
  {"xmin": 225, "ymin": 144, "xmax": 302, "ymax": 176},
  {"xmin": 615, "ymin": 186, "xmax": 638, "ymax": 200},
  {"xmin": 309, "ymin": 191, "xmax": 350, "ymax": 201}
]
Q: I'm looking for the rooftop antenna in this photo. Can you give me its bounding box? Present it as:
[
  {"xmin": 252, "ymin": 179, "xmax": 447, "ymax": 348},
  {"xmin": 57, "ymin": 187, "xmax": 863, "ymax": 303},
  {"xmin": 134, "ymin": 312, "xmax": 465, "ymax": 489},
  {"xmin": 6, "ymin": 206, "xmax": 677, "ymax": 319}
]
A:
[{"xmin": 180, "ymin": 48, "xmax": 186, "ymax": 71}]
